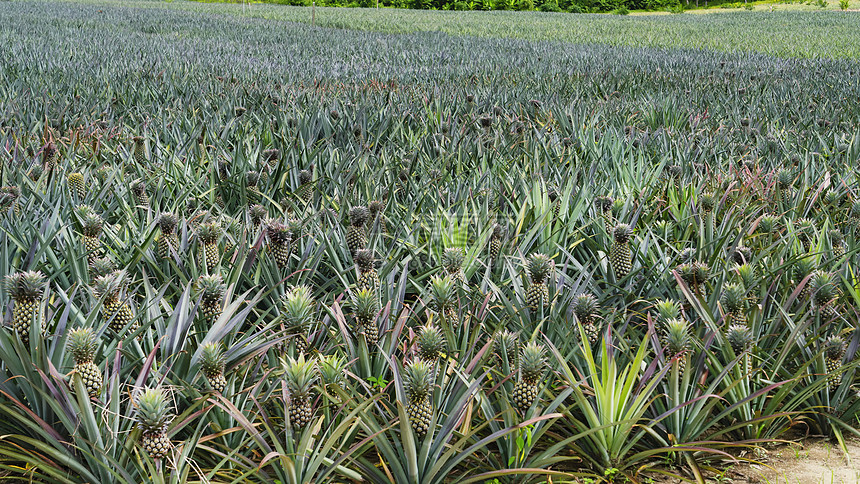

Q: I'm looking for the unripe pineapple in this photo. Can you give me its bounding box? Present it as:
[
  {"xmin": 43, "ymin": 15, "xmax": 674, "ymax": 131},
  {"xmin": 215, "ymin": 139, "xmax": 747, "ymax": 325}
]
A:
[
  {"xmin": 249, "ymin": 204, "xmax": 268, "ymax": 228},
  {"xmin": 297, "ymin": 169, "xmax": 313, "ymax": 204},
  {"xmin": 68, "ymin": 328, "xmax": 102, "ymax": 398},
  {"xmin": 283, "ymin": 355, "xmax": 317, "ymax": 428},
  {"xmin": 346, "ymin": 206, "xmax": 369, "ymax": 256},
  {"xmin": 794, "ymin": 257, "xmax": 816, "ymax": 301},
  {"xmin": 0, "ymin": 186, "xmax": 21, "ymax": 215},
  {"xmin": 266, "ymin": 221, "xmax": 291, "ymax": 269},
  {"xmin": 525, "ymin": 254, "xmax": 552, "ymax": 311},
  {"xmin": 572, "ymin": 293, "xmax": 600, "ymax": 344},
  {"xmin": 512, "ymin": 342, "xmax": 545, "ymax": 413},
  {"xmin": 43, "ymin": 141, "xmax": 58, "ymax": 171},
  {"xmin": 441, "ymin": 248, "xmax": 465, "ymax": 285},
  {"xmin": 548, "ymin": 187, "xmax": 561, "ymax": 218},
  {"xmin": 403, "ymin": 359, "xmax": 433, "ymax": 438},
  {"xmin": 157, "ymin": 212, "xmax": 179, "ymax": 260},
  {"xmin": 594, "ymin": 196, "xmax": 615, "ymax": 234},
  {"xmin": 28, "ymin": 164, "xmax": 44, "ymax": 181},
  {"xmin": 352, "ymin": 288, "xmax": 380, "ymax": 345},
  {"xmin": 758, "ymin": 215, "xmax": 778, "ymax": 237},
  {"xmin": 90, "ymin": 258, "xmax": 116, "ymax": 279},
  {"xmin": 197, "ymin": 221, "xmax": 221, "ymax": 271},
  {"xmin": 829, "ymin": 229, "xmax": 845, "ymax": 259},
  {"xmin": 318, "ymin": 353, "xmax": 347, "ymax": 388},
  {"xmin": 796, "ymin": 218, "xmax": 815, "ymax": 252},
  {"xmin": 809, "ymin": 270, "xmax": 838, "ymax": 321},
  {"xmin": 355, "ymin": 249, "xmax": 379, "ymax": 296},
  {"xmin": 824, "ymin": 335, "xmax": 846, "ymax": 389},
  {"xmin": 428, "ymin": 274, "xmax": 458, "ymax": 326},
  {"xmin": 93, "ymin": 270, "xmax": 137, "ymax": 335},
  {"xmin": 699, "ymin": 193, "xmax": 716, "ymax": 216},
  {"xmin": 488, "ymin": 223, "xmax": 504, "ymax": 263},
  {"xmin": 68, "ymin": 172, "xmax": 86, "ymax": 199},
  {"xmin": 286, "ymin": 219, "xmax": 302, "ymax": 258},
  {"xmin": 610, "ymin": 224, "xmax": 633, "ymax": 279},
  {"xmin": 726, "ymin": 324, "xmax": 752, "ymax": 356},
  {"xmin": 721, "ymin": 283, "xmax": 747, "ymax": 326},
  {"xmin": 776, "ymin": 169, "xmax": 793, "ymax": 203},
  {"xmin": 282, "ymin": 285, "xmax": 314, "ymax": 355},
  {"xmin": 195, "ymin": 274, "xmax": 226, "ymax": 322},
  {"xmin": 245, "ymin": 170, "xmax": 261, "ymax": 202},
  {"xmin": 654, "ymin": 299, "xmax": 681, "ymax": 324},
  {"xmin": 132, "ymin": 136, "xmax": 146, "ymax": 165},
  {"xmin": 6, "ymin": 271, "xmax": 47, "ymax": 346},
  {"xmin": 493, "ymin": 330, "xmax": 519, "ymax": 368},
  {"xmin": 730, "ymin": 246, "xmax": 753, "ymax": 266},
  {"xmin": 663, "ymin": 318, "xmax": 691, "ymax": 375},
  {"xmin": 217, "ymin": 158, "xmax": 230, "ymax": 182},
  {"xmin": 416, "ymin": 324, "xmax": 445, "ymax": 365},
  {"xmin": 368, "ymin": 199, "xmax": 386, "ymax": 234},
  {"xmin": 134, "ymin": 388, "xmax": 172, "ymax": 459},
  {"xmin": 200, "ymin": 342, "xmax": 226, "ymax": 393},
  {"xmin": 77, "ymin": 206, "xmax": 104, "ymax": 265},
  {"xmin": 130, "ymin": 179, "xmax": 149, "ymax": 208}
]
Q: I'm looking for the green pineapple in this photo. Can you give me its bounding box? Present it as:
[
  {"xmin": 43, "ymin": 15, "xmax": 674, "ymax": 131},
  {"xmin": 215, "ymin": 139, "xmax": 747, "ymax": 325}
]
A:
[
  {"xmin": 77, "ymin": 206, "xmax": 104, "ymax": 265},
  {"xmin": 282, "ymin": 285, "xmax": 314, "ymax": 355},
  {"xmin": 249, "ymin": 204, "xmax": 268, "ymax": 228},
  {"xmin": 809, "ymin": 270, "xmax": 838, "ymax": 322},
  {"xmin": 89, "ymin": 258, "xmax": 115, "ymax": 279},
  {"xmin": 0, "ymin": 186, "xmax": 21, "ymax": 215},
  {"xmin": 699, "ymin": 193, "xmax": 717, "ymax": 233},
  {"xmin": 134, "ymin": 388, "xmax": 172, "ymax": 459},
  {"xmin": 610, "ymin": 224, "xmax": 633, "ymax": 279},
  {"xmin": 67, "ymin": 172, "xmax": 86, "ymax": 199},
  {"xmin": 721, "ymin": 282, "xmax": 747, "ymax": 326},
  {"xmin": 355, "ymin": 249, "xmax": 379, "ymax": 296},
  {"xmin": 132, "ymin": 136, "xmax": 146, "ymax": 165},
  {"xmin": 197, "ymin": 221, "xmax": 221, "ymax": 271},
  {"xmin": 494, "ymin": 330, "xmax": 519, "ymax": 368},
  {"xmin": 829, "ymin": 229, "xmax": 845, "ymax": 259},
  {"xmin": 595, "ymin": 196, "xmax": 615, "ymax": 234},
  {"xmin": 442, "ymin": 248, "xmax": 465, "ymax": 285},
  {"xmin": 403, "ymin": 359, "xmax": 433, "ymax": 438},
  {"xmin": 428, "ymin": 274, "xmax": 458, "ymax": 327},
  {"xmin": 196, "ymin": 274, "xmax": 226, "ymax": 322},
  {"xmin": 43, "ymin": 141, "xmax": 58, "ymax": 171},
  {"xmin": 663, "ymin": 318, "xmax": 691, "ymax": 375},
  {"xmin": 776, "ymin": 169, "xmax": 794, "ymax": 204},
  {"xmin": 267, "ymin": 221, "xmax": 291, "ymax": 269},
  {"xmin": 352, "ymin": 288, "xmax": 380, "ymax": 346},
  {"xmin": 758, "ymin": 215, "xmax": 778, "ymax": 238},
  {"xmin": 286, "ymin": 219, "xmax": 302, "ymax": 259},
  {"xmin": 572, "ymin": 293, "xmax": 601, "ymax": 344},
  {"xmin": 488, "ymin": 224, "xmax": 504, "ymax": 263},
  {"xmin": 525, "ymin": 254, "xmax": 552, "ymax": 311},
  {"xmin": 368, "ymin": 199, "xmax": 386, "ymax": 234},
  {"xmin": 346, "ymin": 206, "xmax": 369, "ymax": 256},
  {"xmin": 417, "ymin": 324, "xmax": 446, "ymax": 365},
  {"xmin": 548, "ymin": 187, "xmax": 561, "ymax": 218},
  {"xmin": 297, "ymin": 169, "xmax": 313, "ymax": 204},
  {"xmin": 200, "ymin": 342, "xmax": 226, "ymax": 393},
  {"xmin": 157, "ymin": 212, "xmax": 179, "ymax": 260},
  {"xmin": 512, "ymin": 342, "xmax": 545, "ymax": 413},
  {"xmin": 93, "ymin": 270, "xmax": 137, "ymax": 335},
  {"xmin": 68, "ymin": 328, "xmax": 102, "ymax": 398},
  {"xmin": 824, "ymin": 335, "xmax": 846, "ymax": 389},
  {"xmin": 794, "ymin": 257, "xmax": 816, "ymax": 301},
  {"xmin": 283, "ymin": 355, "xmax": 317, "ymax": 428},
  {"xmin": 131, "ymin": 179, "xmax": 149, "ymax": 208},
  {"xmin": 6, "ymin": 271, "xmax": 47, "ymax": 346},
  {"xmin": 726, "ymin": 324, "xmax": 752, "ymax": 356}
]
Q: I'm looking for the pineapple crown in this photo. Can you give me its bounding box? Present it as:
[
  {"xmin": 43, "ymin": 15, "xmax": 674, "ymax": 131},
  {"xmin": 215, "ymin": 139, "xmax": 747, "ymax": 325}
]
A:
[
  {"xmin": 6, "ymin": 270, "xmax": 47, "ymax": 301},
  {"xmin": 663, "ymin": 318, "xmax": 691, "ymax": 356},
  {"xmin": 809, "ymin": 270, "xmax": 837, "ymax": 305},
  {"xmin": 249, "ymin": 204, "xmax": 268, "ymax": 224},
  {"xmin": 348, "ymin": 206, "xmax": 369, "ymax": 227},
  {"xmin": 200, "ymin": 342, "xmax": 225, "ymax": 374},
  {"xmin": 665, "ymin": 164, "xmax": 682, "ymax": 179},
  {"xmin": 417, "ymin": 324, "xmax": 446, "ymax": 360},
  {"xmin": 299, "ymin": 169, "xmax": 312, "ymax": 185},
  {"xmin": 823, "ymin": 189, "xmax": 842, "ymax": 207},
  {"xmin": 352, "ymin": 288, "xmax": 379, "ymax": 320},
  {"xmin": 195, "ymin": 274, "xmax": 226, "ymax": 301},
  {"xmin": 92, "ymin": 270, "xmax": 125, "ymax": 300},
  {"xmin": 794, "ymin": 256, "xmax": 815, "ymax": 279},
  {"xmin": 851, "ymin": 200, "xmax": 860, "ymax": 218},
  {"xmin": 197, "ymin": 221, "xmax": 221, "ymax": 244},
  {"xmin": 699, "ymin": 193, "xmax": 717, "ymax": 212},
  {"xmin": 130, "ymin": 179, "xmax": 146, "ymax": 196},
  {"xmin": 441, "ymin": 248, "xmax": 464, "ymax": 272},
  {"xmin": 726, "ymin": 324, "xmax": 752, "ymax": 354},
  {"xmin": 282, "ymin": 285, "xmax": 315, "ymax": 326},
  {"xmin": 494, "ymin": 330, "xmax": 519, "ymax": 363},
  {"xmin": 491, "ymin": 223, "xmax": 505, "ymax": 239},
  {"xmin": 354, "ymin": 249, "xmax": 375, "ymax": 272},
  {"xmin": 758, "ymin": 215, "xmax": 778, "ymax": 234},
  {"xmin": 262, "ymin": 148, "xmax": 280, "ymax": 163},
  {"xmin": 318, "ymin": 353, "xmax": 347, "ymax": 386},
  {"xmin": 67, "ymin": 327, "xmax": 98, "ymax": 364},
  {"xmin": 428, "ymin": 274, "xmax": 455, "ymax": 311},
  {"xmin": 824, "ymin": 335, "xmax": 846, "ymax": 361},
  {"xmin": 519, "ymin": 342, "xmax": 546, "ymax": 383},
  {"xmin": 158, "ymin": 212, "xmax": 178, "ymax": 234},
  {"xmin": 653, "ymin": 299, "xmax": 680, "ymax": 322},
  {"xmin": 612, "ymin": 224, "xmax": 633, "ymax": 244},
  {"xmin": 403, "ymin": 359, "xmax": 433, "ymax": 400},
  {"xmin": 730, "ymin": 246, "xmax": 752, "ymax": 265},
  {"xmin": 736, "ymin": 264, "xmax": 757, "ymax": 291},
  {"xmin": 132, "ymin": 135, "xmax": 145, "ymax": 146},
  {"xmin": 282, "ymin": 355, "xmax": 317, "ymax": 399},
  {"xmin": 0, "ymin": 186, "xmax": 20, "ymax": 201},
  {"xmin": 134, "ymin": 387, "xmax": 172, "ymax": 433},
  {"xmin": 572, "ymin": 293, "xmax": 599, "ymax": 322},
  {"xmin": 525, "ymin": 253, "xmax": 553, "ymax": 284},
  {"xmin": 594, "ymin": 195, "xmax": 614, "ymax": 213},
  {"xmin": 721, "ymin": 282, "xmax": 747, "ymax": 313},
  {"xmin": 795, "ymin": 218, "xmax": 815, "ymax": 239},
  {"xmin": 776, "ymin": 169, "xmax": 793, "ymax": 189},
  {"xmin": 267, "ymin": 221, "xmax": 291, "ymax": 244},
  {"xmin": 246, "ymin": 170, "xmax": 260, "ymax": 187},
  {"xmin": 679, "ymin": 247, "xmax": 696, "ymax": 263},
  {"xmin": 286, "ymin": 219, "xmax": 303, "ymax": 240},
  {"xmin": 368, "ymin": 199, "xmax": 384, "ymax": 214},
  {"xmin": 829, "ymin": 229, "xmax": 844, "ymax": 245},
  {"xmin": 692, "ymin": 262, "xmax": 710, "ymax": 284},
  {"xmin": 90, "ymin": 258, "xmax": 116, "ymax": 279}
]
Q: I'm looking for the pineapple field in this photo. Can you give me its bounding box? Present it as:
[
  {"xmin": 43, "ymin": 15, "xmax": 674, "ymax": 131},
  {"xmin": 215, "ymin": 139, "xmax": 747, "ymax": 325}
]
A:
[{"xmin": 2, "ymin": 0, "xmax": 860, "ymax": 482}]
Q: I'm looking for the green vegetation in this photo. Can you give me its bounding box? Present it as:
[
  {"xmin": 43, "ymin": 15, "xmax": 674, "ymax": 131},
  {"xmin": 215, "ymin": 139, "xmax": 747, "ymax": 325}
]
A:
[{"xmin": 0, "ymin": 0, "xmax": 859, "ymax": 482}]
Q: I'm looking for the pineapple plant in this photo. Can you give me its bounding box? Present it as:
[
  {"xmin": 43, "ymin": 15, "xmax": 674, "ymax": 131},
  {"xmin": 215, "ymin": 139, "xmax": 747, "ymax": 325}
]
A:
[
  {"xmin": 132, "ymin": 136, "xmax": 146, "ymax": 165},
  {"xmin": 0, "ymin": 186, "xmax": 21, "ymax": 215},
  {"xmin": 794, "ymin": 256, "xmax": 816, "ymax": 301},
  {"xmin": 525, "ymin": 253, "xmax": 553, "ymax": 311},
  {"xmin": 246, "ymin": 170, "xmax": 261, "ymax": 200},
  {"xmin": 494, "ymin": 330, "xmax": 519, "ymax": 368},
  {"xmin": 721, "ymin": 282, "xmax": 747, "ymax": 326},
  {"xmin": 131, "ymin": 179, "xmax": 149, "ymax": 208},
  {"xmin": 200, "ymin": 342, "xmax": 227, "ymax": 393},
  {"xmin": 824, "ymin": 335, "xmax": 846, "ymax": 389},
  {"xmin": 90, "ymin": 258, "xmax": 116, "ymax": 279},
  {"xmin": 197, "ymin": 220, "xmax": 221, "ymax": 271},
  {"xmin": 488, "ymin": 223, "xmax": 504, "ymax": 263},
  {"xmin": 134, "ymin": 388, "xmax": 172, "ymax": 459},
  {"xmin": 266, "ymin": 221, "xmax": 292, "ymax": 269},
  {"xmin": 368, "ymin": 199, "xmax": 386, "ymax": 234},
  {"xmin": 282, "ymin": 285, "xmax": 314, "ymax": 355},
  {"xmin": 346, "ymin": 206, "xmax": 369, "ymax": 256},
  {"xmin": 77, "ymin": 206, "xmax": 104, "ymax": 265},
  {"xmin": 796, "ymin": 218, "xmax": 815, "ymax": 252},
  {"xmin": 512, "ymin": 342, "xmax": 545, "ymax": 413},
  {"xmin": 829, "ymin": 229, "xmax": 845, "ymax": 259},
  {"xmin": 67, "ymin": 328, "xmax": 102, "ymax": 398},
  {"xmin": 43, "ymin": 141, "xmax": 58, "ymax": 171},
  {"xmin": 249, "ymin": 204, "xmax": 268, "ymax": 228},
  {"xmin": 416, "ymin": 324, "xmax": 445, "ymax": 366},
  {"xmin": 157, "ymin": 212, "xmax": 179, "ymax": 260},
  {"xmin": 663, "ymin": 318, "xmax": 691, "ymax": 375},
  {"xmin": 595, "ymin": 195, "xmax": 615, "ymax": 233},
  {"xmin": 195, "ymin": 274, "xmax": 226, "ymax": 322},
  {"xmin": 93, "ymin": 270, "xmax": 137, "ymax": 335},
  {"xmin": 809, "ymin": 270, "xmax": 838, "ymax": 321},
  {"xmin": 355, "ymin": 249, "xmax": 379, "ymax": 296},
  {"xmin": 777, "ymin": 169, "xmax": 794, "ymax": 203},
  {"xmin": 441, "ymin": 247, "xmax": 465, "ymax": 285},
  {"xmin": 726, "ymin": 324, "xmax": 753, "ymax": 372},
  {"xmin": 572, "ymin": 293, "xmax": 601, "ymax": 344},
  {"xmin": 610, "ymin": 224, "xmax": 633, "ymax": 279},
  {"xmin": 428, "ymin": 274, "xmax": 458, "ymax": 326},
  {"xmin": 297, "ymin": 169, "xmax": 313, "ymax": 204},
  {"xmin": 403, "ymin": 359, "xmax": 433, "ymax": 438},
  {"xmin": 352, "ymin": 288, "xmax": 380, "ymax": 345},
  {"xmin": 67, "ymin": 172, "xmax": 86, "ymax": 199},
  {"xmin": 6, "ymin": 271, "xmax": 47, "ymax": 346},
  {"xmin": 283, "ymin": 355, "xmax": 317, "ymax": 428}
]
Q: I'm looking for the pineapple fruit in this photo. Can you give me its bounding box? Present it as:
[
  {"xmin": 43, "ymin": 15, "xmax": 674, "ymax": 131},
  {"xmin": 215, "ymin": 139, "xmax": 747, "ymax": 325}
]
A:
[
  {"xmin": 43, "ymin": 141, "xmax": 58, "ymax": 171},
  {"xmin": 196, "ymin": 274, "xmax": 226, "ymax": 322},
  {"xmin": 267, "ymin": 221, "xmax": 291, "ymax": 269},
  {"xmin": 282, "ymin": 285, "xmax": 314, "ymax": 355},
  {"xmin": 132, "ymin": 136, "xmax": 146, "ymax": 165},
  {"xmin": 346, "ymin": 206, "xmax": 369, "ymax": 256},
  {"xmin": 572, "ymin": 293, "xmax": 601, "ymax": 344},
  {"xmin": 352, "ymin": 288, "xmax": 380, "ymax": 346},
  {"xmin": 283, "ymin": 355, "xmax": 317, "ymax": 428},
  {"xmin": 442, "ymin": 248, "xmax": 465, "ymax": 285},
  {"xmin": 368, "ymin": 199, "xmax": 386, "ymax": 234},
  {"xmin": 93, "ymin": 270, "xmax": 137, "ymax": 335},
  {"xmin": 512, "ymin": 342, "xmax": 545, "ymax": 413},
  {"xmin": 809, "ymin": 270, "xmax": 838, "ymax": 322},
  {"xmin": 130, "ymin": 179, "xmax": 149, "ymax": 208},
  {"xmin": 488, "ymin": 223, "xmax": 504, "ymax": 263},
  {"xmin": 403, "ymin": 359, "xmax": 433, "ymax": 438},
  {"xmin": 595, "ymin": 196, "xmax": 614, "ymax": 234},
  {"xmin": 68, "ymin": 328, "xmax": 102, "ymax": 398},
  {"xmin": 77, "ymin": 206, "xmax": 104, "ymax": 265},
  {"xmin": 297, "ymin": 169, "xmax": 313, "ymax": 204},
  {"xmin": 68, "ymin": 172, "xmax": 86, "ymax": 199},
  {"xmin": 525, "ymin": 253, "xmax": 553, "ymax": 311},
  {"xmin": 200, "ymin": 342, "xmax": 226, "ymax": 393},
  {"xmin": 197, "ymin": 220, "xmax": 221, "ymax": 271},
  {"xmin": 0, "ymin": 186, "xmax": 21, "ymax": 215},
  {"xmin": 6, "ymin": 271, "xmax": 47, "ymax": 346},
  {"xmin": 721, "ymin": 282, "xmax": 747, "ymax": 326},
  {"xmin": 494, "ymin": 330, "xmax": 519, "ymax": 368},
  {"xmin": 249, "ymin": 204, "xmax": 268, "ymax": 229},
  {"xmin": 135, "ymin": 388, "xmax": 173, "ymax": 459},
  {"xmin": 417, "ymin": 324, "xmax": 445, "ymax": 366},
  {"xmin": 355, "ymin": 249, "xmax": 379, "ymax": 297},
  {"xmin": 824, "ymin": 335, "xmax": 846, "ymax": 390},
  {"xmin": 157, "ymin": 212, "xmax": 179, "ymax": 260},
  {"xmin": 428, "ymin": 274, "xmax": 458, "ymax": 327},
  {"xmin": 610, "ymin": 224, "xmax": 633, "ymax": 279},
  {"xmin": 663, "ymin": 318, "xmax": 691, "ymax": 375}
]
